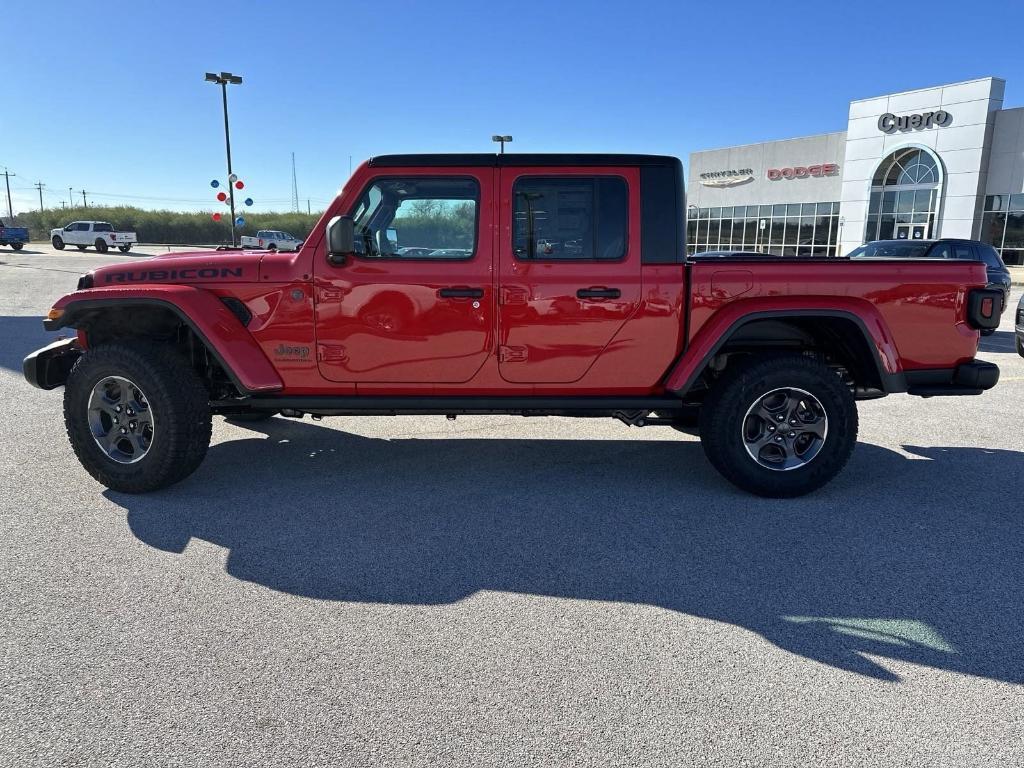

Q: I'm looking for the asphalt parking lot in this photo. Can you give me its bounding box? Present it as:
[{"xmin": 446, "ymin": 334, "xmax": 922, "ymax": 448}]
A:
[{"xmin": 2, "ymin": 243, "xmax": 1022, "ymax": 767}]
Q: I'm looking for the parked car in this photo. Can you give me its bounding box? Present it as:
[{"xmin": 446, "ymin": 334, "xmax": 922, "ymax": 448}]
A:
[
  {"xmin": 50, "ymin": 221, "xmax": 137, "ymax": 253},
  {"xmin": 1016, "ymin": 293, "xmax": 1024, "ymax": 357},
  {"xmin": 25, "ymin": 153, "xmax": 1001, "ymax": 498},
  {"xmin": 0, "ymin": 219, "xmax": 29, "ymax": 250},
  {"xmin": 395, "ymin": 247, "xmax": 435, "ymax": 257},
  {"xmin": 849, "ymin": 239, "xmax": 1011, "ymax": 321},
  {"xmin": 239, "ymin": 230, "xmax": 304, "ymax": 251}
]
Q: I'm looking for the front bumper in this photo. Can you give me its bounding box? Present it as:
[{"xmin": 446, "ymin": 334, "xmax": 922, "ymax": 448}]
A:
[
  {"xmin": 23, "ymin": 338, "xmax": 82, "ymax": 390},
  {"xmin": 904, "ymin": 360, "xmax": 1000, "ymax": 397}
]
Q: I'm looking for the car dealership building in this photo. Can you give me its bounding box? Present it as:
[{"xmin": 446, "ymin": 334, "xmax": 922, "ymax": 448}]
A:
[{"xmin": 686, "ymin": 77, "xmax": 1024, "ymax": 264}]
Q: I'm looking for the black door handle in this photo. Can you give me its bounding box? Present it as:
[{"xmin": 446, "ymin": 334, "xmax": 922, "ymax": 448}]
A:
[
  {"xmin": 438, "ymin": 287, "xmax": 484, "ymax": 299},
  {"xmin": 577, "ymin": 287, "xmax": 621, "ymax": 299}
]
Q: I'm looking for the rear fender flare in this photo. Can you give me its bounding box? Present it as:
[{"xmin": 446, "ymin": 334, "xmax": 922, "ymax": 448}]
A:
[
  {"xmin": 46, "ymin": 286, "xmax": 283, "ymax": 393},
  {"xmin": 663, "ymin": 299, "xmax": 904, "ymax": 396}
]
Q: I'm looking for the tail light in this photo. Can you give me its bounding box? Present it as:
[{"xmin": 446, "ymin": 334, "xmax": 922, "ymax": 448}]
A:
[{"xmin": 966, "ymin": 288, "xmax": 1003, "ymax": 331}]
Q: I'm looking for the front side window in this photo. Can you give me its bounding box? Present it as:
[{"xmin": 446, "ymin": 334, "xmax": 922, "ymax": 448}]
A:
[
  {"xmin": 350, "ymin": 177, "xmax": 478, "ymax": 259},
  {"xmin": 513, "ymin": 176, "xmax": 627, "ymax": 260}
]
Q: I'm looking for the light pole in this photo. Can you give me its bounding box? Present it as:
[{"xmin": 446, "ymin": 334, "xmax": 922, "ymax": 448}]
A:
[
  {"xmin": 492, "ymin": 135, "xmax": 512, "ymax": 154},
  {"xmin": 205, "ymin": 71, "xmax": 243, "ymax": 246}
]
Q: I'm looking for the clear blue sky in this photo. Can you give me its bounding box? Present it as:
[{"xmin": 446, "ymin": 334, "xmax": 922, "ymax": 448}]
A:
[{"xmin": 3, "ymin": 0, "xmax": 1023, "ymax": 216}]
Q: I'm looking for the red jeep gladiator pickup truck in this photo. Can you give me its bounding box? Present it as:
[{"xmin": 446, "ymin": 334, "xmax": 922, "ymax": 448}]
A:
[{"xmin": 24, "ymin": 154, "xmax": 1002, "ymax": 497}]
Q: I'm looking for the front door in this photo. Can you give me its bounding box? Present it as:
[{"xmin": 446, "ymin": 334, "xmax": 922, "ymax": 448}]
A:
[
  {"xmin": 497, "ymin": 167, "xmax": 641, "ymax": 383},
  {"xmin": 895, "ymin": 223, "xmax": 927, "ymax": 241},
  {"xmin": 315, "ymin": 171, "xmax": 495, "ymax": 383}
]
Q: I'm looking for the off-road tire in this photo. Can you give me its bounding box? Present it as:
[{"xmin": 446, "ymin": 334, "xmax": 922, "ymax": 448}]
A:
[
  {"xmin": 698, "ymin": 354, "xmax": 858, "ymax": 498},
  {"xmin": 52, "ymin": 236, "xmax": 65, "ymax": 250},
  {"xmin": 64, "ymin": 343, "xmax": 212, "ymax": 493},
  {"xmin": 94, "ymin": 238, "xmax": 108, "ymax": 253},
  {"xmin": 118, "ymin": 244, "xmax": 132, "ymax": 253}
]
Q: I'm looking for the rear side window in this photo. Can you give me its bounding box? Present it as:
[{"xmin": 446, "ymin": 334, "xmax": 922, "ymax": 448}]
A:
[
  {"xmin": 953, "ymin": 244, "xmax": 974, "ymax": 259},
  {"xmin": 93, "ymin": 222, "xmax": 113, "ymax": 232},
  {"xmin": 976, "ymin": 243, "xmax": 1005, "ymax": 268},
  {"xmin": 513, "ymin": 176, "xmax": 627, "ymax": 260}
]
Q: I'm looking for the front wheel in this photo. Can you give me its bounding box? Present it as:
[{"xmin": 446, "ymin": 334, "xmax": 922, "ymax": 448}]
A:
[
  {"xmin": 699, "ymin": 354, "xmax": 858, "ymax": 497},
  {"xmin": 64, "ymin": 343, "xmax": 212, "ymax": 493},
  {"xmin": 52, "ymin": 236, "xmax": 65, "ymax": 250},
  {"xmin": 118, "ymin": 244, "xmax": 132, "ymax": 253}
]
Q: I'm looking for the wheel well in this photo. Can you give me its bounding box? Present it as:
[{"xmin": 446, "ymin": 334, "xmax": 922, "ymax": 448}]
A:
[
  {"xmin": 692, "ymin": 315, "xmax": 885, "ymax": 400},
  {"xmin": 72, "ymin": 305, "xmax": 241, "ymax": 398}
]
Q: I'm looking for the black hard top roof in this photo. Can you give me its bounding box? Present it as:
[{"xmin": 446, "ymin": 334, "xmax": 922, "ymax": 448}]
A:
[{"xmin": 368, "ymin": 153, "xmax": 681, "ymax": 168}]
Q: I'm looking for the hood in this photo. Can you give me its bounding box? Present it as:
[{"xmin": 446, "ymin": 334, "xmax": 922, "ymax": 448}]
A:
[{"xmin": 89, "ymin": 250, "xmax": 265, "ymax": 287}]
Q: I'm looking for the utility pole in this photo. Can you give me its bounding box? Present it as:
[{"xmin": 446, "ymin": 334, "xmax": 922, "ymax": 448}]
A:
[
  {"xmin": 291, "ymin": 151, "xmax": 299, "ymax": 213},
  {"xmin": 205, "ymin": 71, "xmax": 243, "ymax": 246},
  {"xmin": 3, "ymin": 168, "xmax": 14, "ymax": 218},
  {"xmin": 34, "ymin": 181, "xmax": 46, "ymax": 211},
  {"xmin": 81, "ymin": 190, "xmax": 88, "ymax": 208},
  {"xmin": 61, "ymin": 201, "xmax": 66, "ymax": 209},
  {"xmin": 68, "ymin": 187, "xmax": 74, "ymax": 208},
  {"xmin": 307, "ymin": 199, "xmax": 311, "ymax": 215}
]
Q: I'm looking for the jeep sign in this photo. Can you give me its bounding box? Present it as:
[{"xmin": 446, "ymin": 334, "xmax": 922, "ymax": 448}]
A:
[
  {"xmin": 766, "ymin": 164, "xmax": 839, "ymax": 181},
  {"xmin": 878, "ymin": 110, "xmax": 952, "ymax": 133}
]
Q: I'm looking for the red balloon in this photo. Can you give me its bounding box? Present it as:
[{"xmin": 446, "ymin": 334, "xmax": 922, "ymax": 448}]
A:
[
  {"xmin": 216, "ymin": 191, "xmax": 227, "ymax": 202},
  {"xmin": 235, "ymin": 180, "xmax": 244, "ymax": 190},
  {"xmin": 212, "ymin": 212, "xmax": 222, "ymax": 221}
]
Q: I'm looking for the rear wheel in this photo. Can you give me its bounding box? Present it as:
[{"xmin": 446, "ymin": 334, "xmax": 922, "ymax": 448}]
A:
[
  {"xmin": 11, "ymin": 242, "xmax": 23, "ymax": 251},
  {"xmin": 266, "ymin": 243, "xmax": 277, "ymax": 251},
  {"xmin": 94, "ymin": 238, "xmax": 108, "ymax": 253},
  {"xmin": 699, "ymin": 354, "xmax": 858, "ymax": 497},
  {"xmin": 52, "ymin": 236, "xmax": 65, "ymax": 250},
  {"xmin": 64, "ymin": 343, "xmax": 212, "ymax": 493}
]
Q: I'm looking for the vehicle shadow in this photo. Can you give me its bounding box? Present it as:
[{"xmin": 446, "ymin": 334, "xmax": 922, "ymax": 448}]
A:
[
  {"xmin": 0, "ymin": 315, "xmax": 64, "ymax": 375},
  {"xmin": 109, "ymin": 417, "xmax": 1024, "ymax": 684},
  {"xmin": 978, "ymin": 330, "xmax": 1017, "ymax": 354},
  {"xmin": 0, "ymin": 248, "xmax": 46, "ymax": 255}
]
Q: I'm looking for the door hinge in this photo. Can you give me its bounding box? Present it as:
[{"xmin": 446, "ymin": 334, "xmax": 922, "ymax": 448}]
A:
[
  {"xmin": 319, "ymin": 287, "xmax": 345, "ymax": 302},
  {"xmin": 317, "ymin": 343, "xmax": 348, "ymax": 362},
  {"xmin": 501, "ymin": 286, "xmax": 529, "ymax": 306},
  {"xmin": 499, "ymin": 345, "xmax": 528, "ymax": 363}
]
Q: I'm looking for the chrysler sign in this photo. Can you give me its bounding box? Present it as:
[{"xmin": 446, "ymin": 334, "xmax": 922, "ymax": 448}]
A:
[
  {"xmin": 699, "ymin": 168, "xmax": 754, "ymax": 187},
  {"xmin": 878, "ymin": 110, "xmax": 952, "ymax": 133},
  {"xmin": 767, "ymin": 163, "xmax": 838, "ymax": 180}
]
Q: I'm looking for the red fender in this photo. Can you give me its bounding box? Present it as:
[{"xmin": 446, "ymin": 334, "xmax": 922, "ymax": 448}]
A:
[
  {"xmin": 47, "ymin": 285, "xmax": 283, "ymax": 393},
  {"xmin": 663, "ymin": 296, "xmax": 902, "ymax": 395}
]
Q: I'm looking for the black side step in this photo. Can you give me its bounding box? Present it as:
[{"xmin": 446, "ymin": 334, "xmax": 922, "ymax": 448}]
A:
[{"xmin": 215, "ymin": 395, "xmax": 684, "ymax": 417}]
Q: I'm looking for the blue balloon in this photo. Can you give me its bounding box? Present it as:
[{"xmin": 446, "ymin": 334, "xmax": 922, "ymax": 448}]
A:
[
  {"xmin": 235, "ymin": 216, "xmax": 245, "ymax": 227},
  {"xmin": 210, "ymin": 179, "xmax": 220, "ymax": 188},
  {"xmin": 244, "ymin": 197, "xmax": 253, "ymax": 207}
]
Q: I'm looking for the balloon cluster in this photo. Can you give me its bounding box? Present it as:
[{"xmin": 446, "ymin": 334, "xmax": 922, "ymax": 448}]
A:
[{"xmin": 209, "ymin": 175, "xmax": 253, "ymax": 225}]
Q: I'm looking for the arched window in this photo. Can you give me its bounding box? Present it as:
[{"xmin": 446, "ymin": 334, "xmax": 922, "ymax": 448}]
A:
[{"xmin": 865, "ymin": 147, "xmax": 942, "ymax": 243}]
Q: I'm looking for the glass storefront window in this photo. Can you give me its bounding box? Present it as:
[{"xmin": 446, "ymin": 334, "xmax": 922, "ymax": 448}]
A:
[
  {"xmin": 1010, "ymin": 195, "xmax": 1024, "ymax": 212},
  {"xmin": 985, "ymin": 195, "xmax": 1007, "ymax": 212}
]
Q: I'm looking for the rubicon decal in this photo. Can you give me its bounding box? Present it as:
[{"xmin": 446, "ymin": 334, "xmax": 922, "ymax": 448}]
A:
[
  {"xmin": 103, "ymin": 267, "xmax": 245, "ymax": 283},
  {"xmin": 767, "ymin": 164, "xmax": 838, "ymax": 180}
]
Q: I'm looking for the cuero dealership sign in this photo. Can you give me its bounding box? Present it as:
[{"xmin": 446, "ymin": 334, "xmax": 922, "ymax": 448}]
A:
[{"xmin": 877, "ymin": 110, "xmax": 952, "ymax": 133}]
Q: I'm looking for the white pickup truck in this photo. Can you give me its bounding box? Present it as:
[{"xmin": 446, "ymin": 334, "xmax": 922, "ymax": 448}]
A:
[
  {"xmin": 51, "ymin": 221, "xmax": 137, "ymax": 253},
  {"xmin": 239, "ymin": 229, "xmax": 304, "ymax": 251}
]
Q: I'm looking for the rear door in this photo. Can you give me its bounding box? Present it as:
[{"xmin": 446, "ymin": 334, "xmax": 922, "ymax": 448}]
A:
[
  {"xmin": 315, "ymin": 169, "xmax": 495, "ymax": 383},
  {"xmin": 496, "ymin": 166, "xmax": 641, "ymax": 383}
]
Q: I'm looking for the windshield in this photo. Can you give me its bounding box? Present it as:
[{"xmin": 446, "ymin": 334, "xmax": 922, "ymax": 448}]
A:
[{"xmin": 848, "ymin": 242, "xmax": 929, "ymax": 258}]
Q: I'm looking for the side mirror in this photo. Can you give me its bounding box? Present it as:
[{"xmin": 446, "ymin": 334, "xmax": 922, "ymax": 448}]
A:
[{"xmin": 326, "ymin": 215, "xmax": 354, "ymax": 265}]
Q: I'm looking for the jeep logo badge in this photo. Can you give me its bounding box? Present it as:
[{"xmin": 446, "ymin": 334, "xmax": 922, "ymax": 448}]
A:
[{"xmin": 878, "ymin": 110, "xmax": 952, "ymax": 134}]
